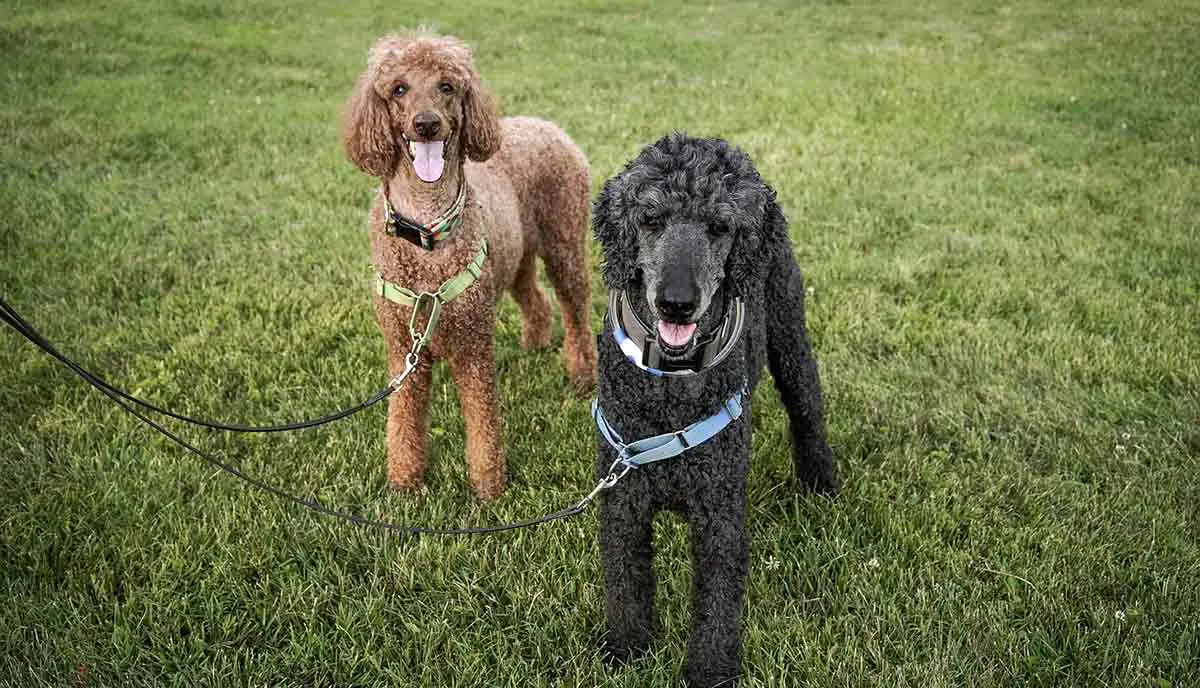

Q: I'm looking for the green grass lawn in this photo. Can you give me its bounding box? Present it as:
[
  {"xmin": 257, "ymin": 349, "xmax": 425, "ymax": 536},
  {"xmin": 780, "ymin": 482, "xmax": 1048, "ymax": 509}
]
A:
[{"xmin": 3, "ymin": 1, "xmax": 1198, "ymax": 685}]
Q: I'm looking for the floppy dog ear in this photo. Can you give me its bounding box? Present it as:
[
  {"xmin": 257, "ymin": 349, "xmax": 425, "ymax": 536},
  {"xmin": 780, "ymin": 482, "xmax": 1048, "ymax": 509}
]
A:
[
  {"xmin": 726, "ymin": 186, "xmax": 787, "ymax": 297},
  {"xmin": 342, "ymin": 73, "xmax": 397, "ymax": 178},
  {"xmin": 593, "ymin": 178, "xmax": 639, "ymax": 290},
  {"xmin": 461, "ymin": 69, "xmax": 501, "ymax": 162}
]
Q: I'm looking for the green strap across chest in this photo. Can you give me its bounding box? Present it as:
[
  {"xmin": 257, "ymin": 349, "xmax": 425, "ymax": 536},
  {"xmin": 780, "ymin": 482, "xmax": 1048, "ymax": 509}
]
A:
[{"xmin": 375, "ymin": 239, "xmax": 489, "ymax": 308}]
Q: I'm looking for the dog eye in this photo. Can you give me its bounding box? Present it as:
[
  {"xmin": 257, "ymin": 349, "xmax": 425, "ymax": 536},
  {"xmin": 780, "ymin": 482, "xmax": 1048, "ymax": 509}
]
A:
[
  {"xmin": 392, "ymin": 84, "xmax": 408, "ymax": 98},
  {"xmin": 438, "ymin": 82, "xmax": 455, "ymax": 95}
]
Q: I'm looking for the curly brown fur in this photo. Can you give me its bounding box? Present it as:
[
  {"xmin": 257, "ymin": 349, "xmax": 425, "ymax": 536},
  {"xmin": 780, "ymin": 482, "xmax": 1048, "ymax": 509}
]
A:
[
  {"xmin": 593, "ymin": 134, "xmax": 838, "ymax": 687},
  {"xmin": 343, "ymin": 33, "xmax": 596, "ymax": 501}
]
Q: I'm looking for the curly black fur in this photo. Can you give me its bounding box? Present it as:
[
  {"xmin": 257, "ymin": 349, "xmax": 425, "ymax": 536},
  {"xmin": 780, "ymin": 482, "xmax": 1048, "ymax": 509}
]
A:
[{"xmin": 593, "ymin": 133, "xmax": 838, "ymax": 688}]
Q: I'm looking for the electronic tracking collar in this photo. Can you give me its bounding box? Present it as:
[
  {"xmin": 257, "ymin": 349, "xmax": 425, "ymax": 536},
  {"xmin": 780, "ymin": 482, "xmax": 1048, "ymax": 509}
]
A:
[
  {"xmin": 383, "ymin": 182, "xmax": 468, "ymax": 250},
  {"xmin": 607, "ymin": 289, "xmax": 745, "ymax": 377}
]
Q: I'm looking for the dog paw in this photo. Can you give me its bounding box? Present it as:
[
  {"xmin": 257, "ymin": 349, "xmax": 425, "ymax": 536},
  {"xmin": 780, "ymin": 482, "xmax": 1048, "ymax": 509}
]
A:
[
  {"xmin": 684, "ymin": 667, "xmax": 740, "ymax": 688},
  {"xmin": 468, "ymin": 472, "xmax": 507, "ymax": 503},
  {"xmin": 601, "ymin": 639, "xmax": 649, "ymax": 667},
  {"xmin": 520, "ymin": 328, "xmax": 552, "ymax": 351},
  {"xmin": 803, "ymin": 470, "xmax": 840, "ymax": 498},
  {"xmin": 387, "ymin": 454, "xmax": 427, "ymax": 493},
  {"xmin": 568, "ymin": 368, "xmax": 597, "ymax": 398},
  {"xmin": 796, "ymin": 462, "xmax": 840, "ymax": 497},
  {"xmin": 684, "ymin": 653, "xmax": 741, "ymax": 688},
  {"xmin": 386, "ymin": 475, "xmax": 425, "ymax": 492},
  {"xmin": 795, "ymin": 440, "xmax": 840, "ymax": 497}
]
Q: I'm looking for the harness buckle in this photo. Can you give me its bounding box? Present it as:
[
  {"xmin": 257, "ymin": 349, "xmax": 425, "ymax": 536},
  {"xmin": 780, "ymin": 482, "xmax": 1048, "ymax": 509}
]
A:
[{"xmin": 673, "ymin": 430, "xmax": 691, "ymax": 449}]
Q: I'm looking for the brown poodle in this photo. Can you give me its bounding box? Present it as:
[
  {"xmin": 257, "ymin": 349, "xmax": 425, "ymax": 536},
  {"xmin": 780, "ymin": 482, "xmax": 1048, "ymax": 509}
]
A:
[{"xmin": 342, "ymin": 33, "xmax": 596, "ymax": 501}]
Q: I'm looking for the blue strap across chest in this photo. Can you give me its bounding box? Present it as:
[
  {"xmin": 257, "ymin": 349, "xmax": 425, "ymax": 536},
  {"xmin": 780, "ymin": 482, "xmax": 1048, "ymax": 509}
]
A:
[{"xmin": 592, "ymin": 387, "xmax": 746, "ymax": 468}]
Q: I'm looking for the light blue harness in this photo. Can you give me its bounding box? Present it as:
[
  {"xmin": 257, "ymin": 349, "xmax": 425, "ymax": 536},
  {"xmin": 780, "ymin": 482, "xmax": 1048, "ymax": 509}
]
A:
[{"xmin": 592, "ymin": 386, "xmax": 746, "ymax": 469}]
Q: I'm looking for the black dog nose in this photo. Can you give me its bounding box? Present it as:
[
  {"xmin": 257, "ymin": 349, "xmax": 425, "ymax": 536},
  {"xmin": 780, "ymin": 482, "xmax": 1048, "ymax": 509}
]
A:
[
  {"xmin": 413, "ymin": 112, "xmax": 441, "ymax": 139},
  {"xmin": 656, "ymin": 284, "xmax": 698, "ymax": 321}
]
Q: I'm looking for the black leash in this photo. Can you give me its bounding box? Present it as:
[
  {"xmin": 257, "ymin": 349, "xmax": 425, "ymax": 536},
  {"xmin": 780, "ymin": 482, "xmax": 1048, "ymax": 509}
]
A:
[
  {"xmin": 0, "ymin": 298, "xmax": 392, "ymax": 433},
  {"xmin": 1, "ymin": 297, "xmax": 615, "ymax": 536}
]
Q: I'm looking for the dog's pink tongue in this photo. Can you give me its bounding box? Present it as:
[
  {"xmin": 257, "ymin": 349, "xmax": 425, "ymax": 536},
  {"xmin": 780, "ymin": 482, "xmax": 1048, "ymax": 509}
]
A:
[
  {"xmin": 657, "ymin": 321, "xmax": 697, "ymax": 347},
  {"xmin": 411, "ymin": 141, "xmax": 445, "ymax": 183}
]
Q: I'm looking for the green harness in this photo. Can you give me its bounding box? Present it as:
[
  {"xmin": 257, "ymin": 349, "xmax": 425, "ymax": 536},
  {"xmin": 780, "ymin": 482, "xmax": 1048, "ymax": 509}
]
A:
[{"xmin": 374, "ymin": 239, "xmax": 489, "ymax": 347}]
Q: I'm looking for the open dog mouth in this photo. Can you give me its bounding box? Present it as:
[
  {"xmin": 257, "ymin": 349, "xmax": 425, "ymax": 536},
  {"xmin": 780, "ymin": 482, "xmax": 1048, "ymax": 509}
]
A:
[
  {"xmin": 656, "ymin": 321, "xmax": 698, "ymax": 354},
  {"xmin": 402, "ymin": 135, "xmax": 447, "ymax": 183}
]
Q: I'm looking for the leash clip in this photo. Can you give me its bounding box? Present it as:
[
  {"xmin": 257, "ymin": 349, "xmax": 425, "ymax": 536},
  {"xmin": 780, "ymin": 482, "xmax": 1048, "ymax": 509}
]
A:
[
  {"xmin": 388, "ymin": 350, "xmax": 422, "ymax": 390},
  {"xmin": 574, "ymin": 457, "xmax": 634, "ymax": 511}
]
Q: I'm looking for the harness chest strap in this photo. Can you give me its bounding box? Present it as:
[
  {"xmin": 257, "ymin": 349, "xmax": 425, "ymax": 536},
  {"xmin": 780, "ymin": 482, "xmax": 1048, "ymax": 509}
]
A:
[
  {"xmin": 592, "ymin": 386, "xmax": 746, "ymax": 468},
  {"xmin": 375, "ymin": 239, "xmax": 489, "ymax": 351},
  {"xmin": 375, "ymin": 239, "xmax": 489, "ymax": 308}
]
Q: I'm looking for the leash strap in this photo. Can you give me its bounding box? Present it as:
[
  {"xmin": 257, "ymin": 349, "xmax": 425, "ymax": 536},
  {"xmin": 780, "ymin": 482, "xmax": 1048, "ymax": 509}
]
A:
[
  {"xmin": 1, "ymin": 296, "xmax": 624, "ymax": 537},
  {"xmin": 592, "ymin": 386, "xmax": 746, "ymax": 468},
  {"xmin": 0, "ymin": 301, "xmax": 393, "ymax": 433}
]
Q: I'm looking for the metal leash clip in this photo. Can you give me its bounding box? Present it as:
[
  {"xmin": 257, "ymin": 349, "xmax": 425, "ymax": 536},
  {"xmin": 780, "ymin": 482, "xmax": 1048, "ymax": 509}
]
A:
[
  {"xmin": 408, "ymin": 291, "xmax": 442, "ymax": 349},
  {"xmin": 387, "ymin": 350, "xmax": 421, "ymax": 390},
  {"xmin": 574, "ymin": 457, "xmax": 634, "ymax": 511},
  {"xmin": 388, "ymin": 291, "xmax": 444, "ymax": 390}
]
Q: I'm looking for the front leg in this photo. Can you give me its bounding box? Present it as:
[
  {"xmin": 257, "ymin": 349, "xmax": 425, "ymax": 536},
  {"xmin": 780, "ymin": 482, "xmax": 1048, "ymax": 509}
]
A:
[
  {"xmin": 598, "ymin": 477, "xmax": 656, "ymax": 664},
  {"xmin": 446, "ymin": 320, "xmax": 506, "ymax": 501},
  {"xmin": 380, "ymin": 305, "xmax": 434, "ymax": 491},
  {"xmin": 764, "ymin": 250, "xmax": 839, "ymax": 495},
  {"xmin": 684, "ymin": 496, "xmax": 749, "ymax": 688}
]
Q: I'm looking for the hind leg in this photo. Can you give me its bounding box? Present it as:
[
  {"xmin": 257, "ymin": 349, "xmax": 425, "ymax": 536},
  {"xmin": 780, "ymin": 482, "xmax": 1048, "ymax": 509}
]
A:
[
  {"xmin": 765, "ymin": 251, "xmax": 838, "ymax": 496},
  {"xmin": 538, "ymin": 171, "xmax": 597, "ymax": 393},
  {"xmin": 510, "ymin": 250, "xmax": 552, "ymax": 351}
]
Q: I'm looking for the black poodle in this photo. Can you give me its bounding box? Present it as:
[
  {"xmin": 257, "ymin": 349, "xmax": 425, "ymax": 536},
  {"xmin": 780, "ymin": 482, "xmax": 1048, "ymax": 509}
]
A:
[{"xmin": 592, "ymin": 133, "xmax": 839, "ymax": 687}]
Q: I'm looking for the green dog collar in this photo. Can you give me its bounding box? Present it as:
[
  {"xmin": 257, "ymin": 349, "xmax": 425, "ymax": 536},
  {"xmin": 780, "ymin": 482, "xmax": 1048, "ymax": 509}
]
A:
[{"xmin": 383, "ymin": 183, "xmax": 469, "ymax": 250}]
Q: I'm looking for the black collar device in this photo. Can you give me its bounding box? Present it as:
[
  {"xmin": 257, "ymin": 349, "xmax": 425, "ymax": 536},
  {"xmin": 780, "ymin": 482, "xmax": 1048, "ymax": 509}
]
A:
[{"xmin": 608, "ymin": 289, "xmax": 745, "ymax": 376}]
